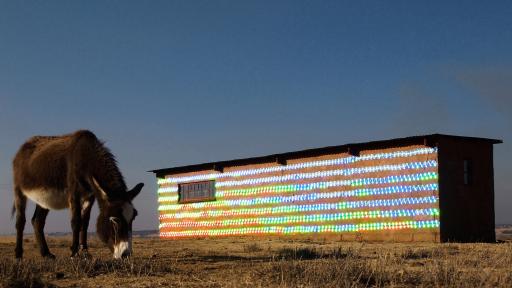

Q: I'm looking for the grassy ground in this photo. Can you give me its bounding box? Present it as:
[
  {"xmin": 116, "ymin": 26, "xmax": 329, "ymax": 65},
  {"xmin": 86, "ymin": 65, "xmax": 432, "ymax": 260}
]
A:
[{"xmin": 0, "ymin": 235, "xmax": 511, "ymax": 287}]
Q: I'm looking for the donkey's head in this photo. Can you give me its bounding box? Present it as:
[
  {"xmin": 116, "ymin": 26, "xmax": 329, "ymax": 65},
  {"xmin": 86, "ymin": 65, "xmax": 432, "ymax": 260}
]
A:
[{"xmin": 96, "ymin": 183, "xmax": 144, "ymax": 259}]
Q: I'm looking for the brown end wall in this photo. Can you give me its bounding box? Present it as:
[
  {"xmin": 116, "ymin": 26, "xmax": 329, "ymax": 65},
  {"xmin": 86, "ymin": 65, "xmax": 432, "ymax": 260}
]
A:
[{"xmin": 437, "ymin": 138, "xmax": 496, "ymax": 242}]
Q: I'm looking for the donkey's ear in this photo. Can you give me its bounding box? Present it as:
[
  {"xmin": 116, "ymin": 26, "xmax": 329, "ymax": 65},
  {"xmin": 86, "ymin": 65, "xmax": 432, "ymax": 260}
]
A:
[{"xmin": 128, "ymin": 183, "xmax": 144, "ymax": 200}]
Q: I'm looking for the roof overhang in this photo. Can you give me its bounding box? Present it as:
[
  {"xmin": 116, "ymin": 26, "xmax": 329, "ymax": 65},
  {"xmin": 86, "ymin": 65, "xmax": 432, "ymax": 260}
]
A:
[{"xmin": 150, "ymin": 134, "xmax": 502, "ymax": 177}]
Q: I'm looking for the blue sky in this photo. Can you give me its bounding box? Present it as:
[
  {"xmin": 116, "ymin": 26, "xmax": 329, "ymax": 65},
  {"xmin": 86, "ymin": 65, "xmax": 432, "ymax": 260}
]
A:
[{"xmin": 0, "ymin": 1, "xmax": 511, "ymax": 234}]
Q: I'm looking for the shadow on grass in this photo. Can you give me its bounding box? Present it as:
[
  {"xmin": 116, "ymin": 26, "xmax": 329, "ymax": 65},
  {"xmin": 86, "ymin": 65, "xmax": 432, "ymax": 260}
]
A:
[
  {"xmin": 0, "ymin": 256, "xmax": 177, "ymax": 287},
  {"xmin": 276, "ymin": 246, "xmax": 356, "ymax": 260}
]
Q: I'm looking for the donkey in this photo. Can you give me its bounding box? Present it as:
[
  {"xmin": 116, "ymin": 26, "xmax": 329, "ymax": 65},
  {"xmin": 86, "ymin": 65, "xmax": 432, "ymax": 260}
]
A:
[{"xmin": 12, "ymin": 130, "xmax": 144, "ymax": 259}]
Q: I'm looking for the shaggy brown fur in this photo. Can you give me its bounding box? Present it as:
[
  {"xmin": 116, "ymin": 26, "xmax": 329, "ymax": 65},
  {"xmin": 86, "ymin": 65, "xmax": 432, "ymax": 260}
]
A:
[{"xmin": 12, "ymin": 130, "xmax": 143, "ymax": 259}]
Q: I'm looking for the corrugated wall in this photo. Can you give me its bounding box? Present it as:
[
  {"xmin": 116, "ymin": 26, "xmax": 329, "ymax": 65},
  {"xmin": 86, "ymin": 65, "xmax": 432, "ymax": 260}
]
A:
[{"xmin": 157, "ymin": 145, "xmax": 440, "ymax": 241}]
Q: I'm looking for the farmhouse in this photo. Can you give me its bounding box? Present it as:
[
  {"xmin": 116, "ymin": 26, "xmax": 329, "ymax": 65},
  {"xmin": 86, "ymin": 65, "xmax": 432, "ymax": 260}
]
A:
[{"xmin": 151, "ymin": 134, "xmax": 501, "ymax": 242}]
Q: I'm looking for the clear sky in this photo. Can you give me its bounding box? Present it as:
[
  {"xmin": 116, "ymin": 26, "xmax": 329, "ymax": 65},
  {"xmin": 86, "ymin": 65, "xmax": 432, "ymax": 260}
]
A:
[{"xmin": 0, "ymin": 1, "xmax": 511, "ymax": 234}]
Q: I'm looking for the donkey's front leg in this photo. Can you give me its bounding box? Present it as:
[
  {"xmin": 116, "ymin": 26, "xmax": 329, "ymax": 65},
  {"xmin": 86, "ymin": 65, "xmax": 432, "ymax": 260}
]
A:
[
  {"xmin": 79, "ymin": 196, "xmax": 95, "ymax": 257},
  {"xmin": 69, "ymin": 193, "xmax": 82, "ymax": 258}
]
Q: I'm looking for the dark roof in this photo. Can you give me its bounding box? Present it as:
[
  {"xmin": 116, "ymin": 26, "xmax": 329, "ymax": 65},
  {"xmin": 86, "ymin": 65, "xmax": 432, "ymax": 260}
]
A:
[{"xmin": 150, "ymin": 134, "xmax": 502, "ymax": 177}]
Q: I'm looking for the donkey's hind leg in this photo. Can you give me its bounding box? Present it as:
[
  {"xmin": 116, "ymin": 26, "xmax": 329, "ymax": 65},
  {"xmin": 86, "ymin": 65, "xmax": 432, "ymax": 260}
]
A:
[
  {"xmin": 14, "ymin": 186, "xmax": 27, "ymax": 259},
  {"xmin": 32, "ymin": 205, "xmax": 55, "ymax": 259}
]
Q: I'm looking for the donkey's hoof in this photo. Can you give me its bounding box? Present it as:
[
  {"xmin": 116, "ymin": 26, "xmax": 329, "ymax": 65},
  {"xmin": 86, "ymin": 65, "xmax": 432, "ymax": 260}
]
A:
[
  {"xmin": 43, "ymin": 253, "xmax": 56, "ymax": 259},
  {"xmin": 80, "ymin": 249, "xmax": 92, "ymax": 259},
  {"xmin": 15, "ymin": 250, "xmax": 23, "ymax": 260}
]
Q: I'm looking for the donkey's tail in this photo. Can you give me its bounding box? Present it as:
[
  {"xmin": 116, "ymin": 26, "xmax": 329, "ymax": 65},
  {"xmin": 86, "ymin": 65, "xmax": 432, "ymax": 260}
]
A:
[{"xmin": 11, "ymin": 203, "xmax": 15, "ymax": 219}]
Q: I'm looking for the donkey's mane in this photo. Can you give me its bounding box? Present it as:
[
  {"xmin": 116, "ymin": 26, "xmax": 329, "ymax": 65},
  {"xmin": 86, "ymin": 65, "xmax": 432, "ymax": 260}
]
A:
[{"xmin": 92, "ymin": 140, "xmax": 128, "ymax": 200}]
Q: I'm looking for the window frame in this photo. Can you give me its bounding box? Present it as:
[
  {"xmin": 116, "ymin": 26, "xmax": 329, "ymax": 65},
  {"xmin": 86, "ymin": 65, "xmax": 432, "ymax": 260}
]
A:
[{"xmin": 178, "ymin": 180, "xmax": 216, "ymax": 204}]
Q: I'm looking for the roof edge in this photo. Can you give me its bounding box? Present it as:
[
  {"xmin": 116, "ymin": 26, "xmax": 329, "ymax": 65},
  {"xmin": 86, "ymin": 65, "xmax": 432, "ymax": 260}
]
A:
[{"xmin": 149, "ymin": 134, "xmax": 502, "ymax": 176}]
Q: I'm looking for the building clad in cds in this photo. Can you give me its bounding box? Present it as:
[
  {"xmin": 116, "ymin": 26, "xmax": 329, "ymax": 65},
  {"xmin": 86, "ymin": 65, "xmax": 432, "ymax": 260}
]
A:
[{"xmin": 151, "ymin": 134, "xmax": 501, "ymax": 242}]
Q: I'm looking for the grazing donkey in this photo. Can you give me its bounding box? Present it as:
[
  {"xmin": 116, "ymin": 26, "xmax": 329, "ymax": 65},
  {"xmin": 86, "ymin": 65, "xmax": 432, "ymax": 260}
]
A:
[{"xmin": 12, "ymin": 130, "xmax": 144, "ymax": 259}]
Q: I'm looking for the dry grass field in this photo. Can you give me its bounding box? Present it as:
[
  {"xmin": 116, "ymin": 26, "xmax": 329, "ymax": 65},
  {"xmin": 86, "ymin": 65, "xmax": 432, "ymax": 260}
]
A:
[{"xmin": 1, "ymin": 234, "xmax": 511, "ymax": 288}]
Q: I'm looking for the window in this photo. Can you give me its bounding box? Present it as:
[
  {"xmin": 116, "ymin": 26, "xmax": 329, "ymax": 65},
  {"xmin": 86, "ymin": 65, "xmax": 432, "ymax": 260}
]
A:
[
  {"xmin": 178, "ymin": 180, "xmax": 216, "ymax": 203},
  {"xmin": 463, "ymin": 159, "xmax": 472, "ymax": 185}
]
